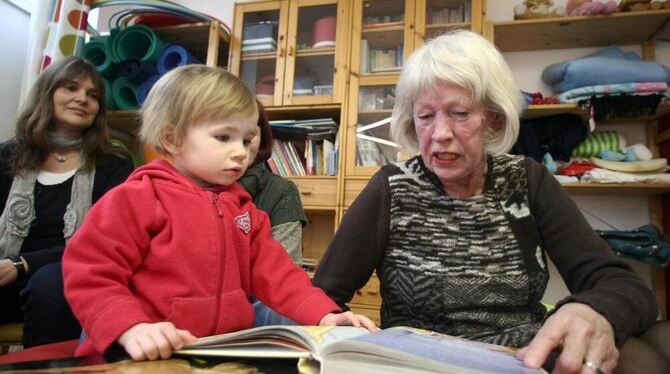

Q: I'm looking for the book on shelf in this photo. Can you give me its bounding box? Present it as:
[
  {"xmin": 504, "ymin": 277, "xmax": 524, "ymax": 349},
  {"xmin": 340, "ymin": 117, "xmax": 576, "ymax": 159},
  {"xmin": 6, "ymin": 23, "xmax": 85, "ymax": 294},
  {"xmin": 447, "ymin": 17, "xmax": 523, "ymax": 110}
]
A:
[{"xmin": 175, "ymin": 325, "xmax": 546, "ymax": 374}]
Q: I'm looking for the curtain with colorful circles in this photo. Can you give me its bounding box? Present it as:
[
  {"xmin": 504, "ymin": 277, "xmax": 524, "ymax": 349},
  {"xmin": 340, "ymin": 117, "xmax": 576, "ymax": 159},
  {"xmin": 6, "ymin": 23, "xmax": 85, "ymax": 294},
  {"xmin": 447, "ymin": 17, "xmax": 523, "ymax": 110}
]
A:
[{"xmin": 41, "ymin": 0, "xmax": 92, "ymax": 70}]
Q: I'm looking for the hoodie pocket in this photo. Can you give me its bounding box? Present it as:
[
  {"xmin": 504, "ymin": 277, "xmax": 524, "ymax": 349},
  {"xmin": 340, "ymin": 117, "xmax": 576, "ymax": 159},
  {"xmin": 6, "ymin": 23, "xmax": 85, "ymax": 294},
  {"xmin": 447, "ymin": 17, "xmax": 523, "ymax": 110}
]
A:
[
  {"xmin": 218, "ymin": 289, "xmax": 254, "ymax": 332},
  {"xmin": 166, "ymin": 296, "xmax": 217, "ymax": 337}
]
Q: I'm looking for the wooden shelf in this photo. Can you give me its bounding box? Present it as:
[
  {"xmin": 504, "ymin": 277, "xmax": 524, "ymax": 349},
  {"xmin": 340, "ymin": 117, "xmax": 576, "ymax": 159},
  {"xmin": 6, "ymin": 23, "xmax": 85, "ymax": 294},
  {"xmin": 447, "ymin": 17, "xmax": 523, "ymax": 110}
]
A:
[
  {"xmin": 426, "ymin": 22, "xmax": 470, "ymax": 30},
  {"xmin": 241, "ymin": 51, "xmax": 277, "ymax": 61},
  {"xmin": 563, "ymin": 183, "xmax": 670, "ymax": 195},
  {"xmin": 265, "ymin": 104, "xmax": 341, "ymax": 121},
  {"xmin": 489, "ymin": 9, "xmax": 670, "ymax": 52},
  {"xmin": 523, "ymin": 102, "xmax": 670, "ymax": 122},
  {"xmin": 296, "ymin": 47, "xmax": 336, "ymax": 57},
  {"xmin": 153, "ymin": 22, "xmax": 229, "ymax": 67},
  {"xmin": 523, "ymin": 103, "xmax": 583, "ymax": 119},
  {"xmin": 107, "ymin": 110, "xmax": 140, "ymax": 135}
]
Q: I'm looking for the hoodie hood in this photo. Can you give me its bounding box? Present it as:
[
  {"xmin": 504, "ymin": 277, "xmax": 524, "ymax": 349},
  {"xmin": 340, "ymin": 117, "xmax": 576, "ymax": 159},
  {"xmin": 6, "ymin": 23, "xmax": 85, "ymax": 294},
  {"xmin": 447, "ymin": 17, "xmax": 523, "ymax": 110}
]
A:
[{"xmin": 128, "ymin": 159, "xmax": 253, "ymax": 206}]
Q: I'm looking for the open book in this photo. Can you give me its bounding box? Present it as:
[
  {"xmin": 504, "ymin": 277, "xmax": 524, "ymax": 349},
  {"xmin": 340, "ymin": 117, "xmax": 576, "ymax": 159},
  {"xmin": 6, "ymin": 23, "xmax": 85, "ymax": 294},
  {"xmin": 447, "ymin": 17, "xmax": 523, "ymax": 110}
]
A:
[{"xmin": 176, "ymin": 325, "xmax": 546, "ymax": 373}]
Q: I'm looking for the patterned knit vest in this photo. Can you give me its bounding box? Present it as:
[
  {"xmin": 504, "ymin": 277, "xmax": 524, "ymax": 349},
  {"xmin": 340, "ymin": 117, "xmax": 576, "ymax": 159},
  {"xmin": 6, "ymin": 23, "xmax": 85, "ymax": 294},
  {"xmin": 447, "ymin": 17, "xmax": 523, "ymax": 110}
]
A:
[{"xmin": 378, "ymin": 154, "xmax": 549, "ymax": 347}]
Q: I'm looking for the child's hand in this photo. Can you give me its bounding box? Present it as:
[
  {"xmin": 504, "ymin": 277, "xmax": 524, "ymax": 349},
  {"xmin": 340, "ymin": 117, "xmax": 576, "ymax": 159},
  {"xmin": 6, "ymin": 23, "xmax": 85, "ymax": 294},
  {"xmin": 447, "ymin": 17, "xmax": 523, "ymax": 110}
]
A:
[
  {"xmin": 117, "ymin": 322, "xmax": 197, "ymax": 361},
  {"xmin": 319, "ymin": 311, "xmax": 379, "ymax": 332}
]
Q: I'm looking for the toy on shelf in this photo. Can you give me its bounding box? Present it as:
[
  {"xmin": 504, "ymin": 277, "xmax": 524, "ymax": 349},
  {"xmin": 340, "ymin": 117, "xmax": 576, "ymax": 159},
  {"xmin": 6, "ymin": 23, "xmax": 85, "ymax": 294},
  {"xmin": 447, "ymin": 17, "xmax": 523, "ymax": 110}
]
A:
[
  {"xmin": 513, "ymin": 0, "xmax": 565, "ymax": 20},
  {"xmin": 619, "ymin": 0, "xmax": 670, "ymax": 11},
  {"xmin": 566, "ymin": 0, "xmax": 618, "ymax": 16}
]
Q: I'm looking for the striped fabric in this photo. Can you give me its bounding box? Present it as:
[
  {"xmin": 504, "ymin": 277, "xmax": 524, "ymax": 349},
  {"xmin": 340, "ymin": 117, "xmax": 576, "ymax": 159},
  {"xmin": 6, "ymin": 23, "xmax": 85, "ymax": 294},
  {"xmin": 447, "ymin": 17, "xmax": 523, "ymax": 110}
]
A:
[
  {"xmin": 378, "ymin": 154, "xmax": 549, "ymax": 348},
  {"xmin": 572, "ymin": 131, "xmax": 622, "ymax": 158}
]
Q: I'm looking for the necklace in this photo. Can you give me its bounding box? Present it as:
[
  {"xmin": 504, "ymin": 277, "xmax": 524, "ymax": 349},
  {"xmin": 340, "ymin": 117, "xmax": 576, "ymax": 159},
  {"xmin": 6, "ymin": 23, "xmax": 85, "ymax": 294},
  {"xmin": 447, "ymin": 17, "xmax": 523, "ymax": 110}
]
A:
[{"xmin": 52, "ymin": 152, "xmax": 78, "ymax": 163}]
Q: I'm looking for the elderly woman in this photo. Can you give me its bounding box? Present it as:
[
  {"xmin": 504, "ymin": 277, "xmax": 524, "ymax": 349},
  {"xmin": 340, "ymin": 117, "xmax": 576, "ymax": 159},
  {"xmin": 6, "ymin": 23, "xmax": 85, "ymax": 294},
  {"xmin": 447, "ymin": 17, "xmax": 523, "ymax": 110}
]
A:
[{"xmin": 313, "ymin": 30, "xmax": 668, "ymax": 373}]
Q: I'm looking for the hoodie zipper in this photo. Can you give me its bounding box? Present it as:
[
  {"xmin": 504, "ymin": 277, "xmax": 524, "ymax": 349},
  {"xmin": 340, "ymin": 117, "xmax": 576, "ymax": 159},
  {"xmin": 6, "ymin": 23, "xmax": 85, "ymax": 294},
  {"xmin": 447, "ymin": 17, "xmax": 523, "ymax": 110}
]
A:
[
  {"xmin": 212, "ymin": 193, "xmax": 224, "ymax": 217},
  {"xmin": 211, "ymin": 191, "xmax": 224, "ymax": 333}
]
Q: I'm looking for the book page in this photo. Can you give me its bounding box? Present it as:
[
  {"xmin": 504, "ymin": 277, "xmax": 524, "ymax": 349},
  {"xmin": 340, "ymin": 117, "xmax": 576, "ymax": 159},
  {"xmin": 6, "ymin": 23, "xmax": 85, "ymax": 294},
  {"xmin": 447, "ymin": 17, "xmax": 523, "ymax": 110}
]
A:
[
  {"xmin": 323, "ymin": 327, "xmax": 545, "ymax": 374},
  {"xmin": 176, "ymin": 325, "xmax": 369, "ymax": 360}
]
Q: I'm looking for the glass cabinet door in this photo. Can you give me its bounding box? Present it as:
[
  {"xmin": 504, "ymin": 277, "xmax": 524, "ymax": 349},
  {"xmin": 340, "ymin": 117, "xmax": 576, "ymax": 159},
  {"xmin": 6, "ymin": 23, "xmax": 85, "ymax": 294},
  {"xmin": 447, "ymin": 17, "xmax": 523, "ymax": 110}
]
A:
[
  {"xmin": 355, "ymin": 84, "xmax": 400, "ymax": 167},
  {"xmin": 357, "ymin": 0, "xmax": 413, "ymax": 75},
  {"xmin": 284, "ymin": 0, "xmax": 345, "ymax": 105},
  {"xmin": 230, "ymin": 1, "xmax": 289, "ymax": 107},
  {"xmin": 415, "ymin": 0, "xmax": 482, "ymax": 47}
]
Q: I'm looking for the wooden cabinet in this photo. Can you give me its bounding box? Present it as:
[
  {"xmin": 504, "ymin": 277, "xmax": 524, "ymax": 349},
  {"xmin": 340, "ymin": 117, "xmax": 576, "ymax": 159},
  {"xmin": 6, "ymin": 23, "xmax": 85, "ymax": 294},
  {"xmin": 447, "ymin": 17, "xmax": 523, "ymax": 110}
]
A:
[
  {"xmin": 343, "ymin": 0, "xmax": 483, "ymax": 181},
  {"xmin": 229, "ymin": 0, "xmax": 350, "ymax": 107}
]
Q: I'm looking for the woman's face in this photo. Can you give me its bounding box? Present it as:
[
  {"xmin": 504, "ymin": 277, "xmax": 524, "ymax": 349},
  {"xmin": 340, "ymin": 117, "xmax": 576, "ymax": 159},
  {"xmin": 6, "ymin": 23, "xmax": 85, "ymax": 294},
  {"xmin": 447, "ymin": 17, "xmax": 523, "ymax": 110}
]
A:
[
  {"xmin": 52, "ymin": 76, "xmax": 100, "ymax": 137},
  {"xmin": 413, "ymin": 83, "xmax": 496, "ymax": 194}
]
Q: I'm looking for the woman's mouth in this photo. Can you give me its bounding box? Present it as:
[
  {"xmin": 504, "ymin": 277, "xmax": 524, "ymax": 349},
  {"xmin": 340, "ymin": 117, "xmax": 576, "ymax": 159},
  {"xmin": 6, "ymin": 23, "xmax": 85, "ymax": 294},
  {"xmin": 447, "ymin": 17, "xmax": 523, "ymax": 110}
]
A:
[{"xmin": 434, "ymin": 152, "xmax": 459, "ymax": 163}]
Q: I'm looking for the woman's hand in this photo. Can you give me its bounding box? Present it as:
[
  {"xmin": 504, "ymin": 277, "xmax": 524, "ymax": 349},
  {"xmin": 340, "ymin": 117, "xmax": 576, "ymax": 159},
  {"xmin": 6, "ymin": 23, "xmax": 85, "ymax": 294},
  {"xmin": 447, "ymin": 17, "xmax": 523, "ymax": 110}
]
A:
[
  {"xmin": 0, "ymin": 258, "xmax": 18, "ymax": 287},
  {"xmin": 517, "ymin": 302, "xmax": 619, "ymax": 373},
  {"xmin": 319, "ymin": 311, "xmax": 379, "ymax": 332},
  {"xmin": 118, "ymin": 322, "xmax": 197, "ymax": 361}
]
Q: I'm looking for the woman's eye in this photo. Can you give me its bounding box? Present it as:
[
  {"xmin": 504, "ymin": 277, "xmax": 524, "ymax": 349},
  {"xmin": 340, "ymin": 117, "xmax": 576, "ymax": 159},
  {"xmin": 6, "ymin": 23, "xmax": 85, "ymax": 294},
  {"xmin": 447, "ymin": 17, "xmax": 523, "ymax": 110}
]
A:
[
  {"xmin": 449, "ymin": 111, "xmax": 469, "ymax": 120},
  {"xmin": 215, "ymin": 135, "xmax": 230, "ymax": 142},
  {"xmin": 417, "ymin": 113, "xmax": 434, "ymax": 120},
  {"xmin": 88, "ymin": 93, "xmax": 99, "ymax": 100},
  {"xmin": 65, "ymin": 84, "xmax": 77, "ymax": 91}
]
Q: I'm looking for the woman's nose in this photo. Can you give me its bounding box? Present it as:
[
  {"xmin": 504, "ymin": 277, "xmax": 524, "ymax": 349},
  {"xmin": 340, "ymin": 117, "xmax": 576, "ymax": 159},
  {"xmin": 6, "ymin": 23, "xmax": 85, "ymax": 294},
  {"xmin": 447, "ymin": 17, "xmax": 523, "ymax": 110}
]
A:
[
  {"xmin": 73, "ymin": 89, "xmax": 88, "ymax": 103},
  {"xmin": 431, "ymin": 115, "xmax": 454, "ymax": 141}
]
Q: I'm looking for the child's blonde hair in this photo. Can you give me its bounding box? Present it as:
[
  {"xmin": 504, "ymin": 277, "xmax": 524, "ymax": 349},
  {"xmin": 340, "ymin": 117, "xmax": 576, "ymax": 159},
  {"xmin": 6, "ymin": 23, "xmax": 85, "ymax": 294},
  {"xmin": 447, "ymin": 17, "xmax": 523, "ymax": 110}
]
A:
[{"xmin": 140, "ymin": 65, "xmax": 258, "ymax": 154}]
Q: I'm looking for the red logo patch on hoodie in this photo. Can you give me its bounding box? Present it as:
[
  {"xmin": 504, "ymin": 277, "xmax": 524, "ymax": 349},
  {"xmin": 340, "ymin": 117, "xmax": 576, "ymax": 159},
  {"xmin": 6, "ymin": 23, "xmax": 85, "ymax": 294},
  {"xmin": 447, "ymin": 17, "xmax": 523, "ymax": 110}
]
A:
[{"xmin": 235, "ymin": 212, "xmax": 251, "ymax": 234}]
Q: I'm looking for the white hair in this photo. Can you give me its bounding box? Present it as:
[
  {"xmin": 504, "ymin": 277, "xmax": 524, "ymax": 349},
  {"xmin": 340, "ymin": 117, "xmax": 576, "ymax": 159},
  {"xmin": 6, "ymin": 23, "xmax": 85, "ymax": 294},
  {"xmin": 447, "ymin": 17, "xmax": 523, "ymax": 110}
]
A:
[{"xmin": 391, "ymin": 30, "xmax": 523, "ymax": 155}]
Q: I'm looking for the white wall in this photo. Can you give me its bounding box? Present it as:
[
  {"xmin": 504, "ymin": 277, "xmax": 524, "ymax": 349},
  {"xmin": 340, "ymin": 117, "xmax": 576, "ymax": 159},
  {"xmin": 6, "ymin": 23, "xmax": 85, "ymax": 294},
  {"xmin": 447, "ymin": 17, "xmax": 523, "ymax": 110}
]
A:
[{"xmin": 0, "ymin": 0, "xmax": 30, "ymax": 141}]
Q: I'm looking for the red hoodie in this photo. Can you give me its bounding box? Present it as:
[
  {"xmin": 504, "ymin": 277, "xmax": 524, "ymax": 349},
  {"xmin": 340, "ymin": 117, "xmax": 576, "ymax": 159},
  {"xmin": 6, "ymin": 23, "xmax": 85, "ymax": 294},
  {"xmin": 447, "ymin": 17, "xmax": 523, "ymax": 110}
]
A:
[{"xmin": 63, "ymin": 160, "xmax": 339, "ymax": 356}]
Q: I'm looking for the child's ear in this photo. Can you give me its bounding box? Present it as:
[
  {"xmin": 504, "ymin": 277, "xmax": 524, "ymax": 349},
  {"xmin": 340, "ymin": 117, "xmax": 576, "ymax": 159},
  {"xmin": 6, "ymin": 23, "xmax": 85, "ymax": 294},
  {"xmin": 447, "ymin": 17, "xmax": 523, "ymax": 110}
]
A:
[{"xmin": 160, "ymin": 125, "xmax": 180, "ymax": 155}]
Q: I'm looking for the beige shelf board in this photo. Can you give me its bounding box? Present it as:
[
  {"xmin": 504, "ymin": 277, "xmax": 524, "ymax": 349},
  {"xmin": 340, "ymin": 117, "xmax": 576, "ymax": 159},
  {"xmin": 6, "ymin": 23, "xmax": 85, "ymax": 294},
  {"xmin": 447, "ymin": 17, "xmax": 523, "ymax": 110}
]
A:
[
  {"xmin": 491, "ymin": 9, "xmax": 670, "ymax": 52},
  {"xmin": 563, "ymin": 182, "xmax": 670, "ymax": 195},
  {"xmin": 241, "ymin": 51, "xmax": 277, "ymax": 61},
  {"xmin": 296, "ymin": 47, "xmax": 336, "ymax": 57},
  {"xmin": 426, "ymin": 22, "xmax": 470, "ymax": 30},
  {"xmin": 265, "ymin": 104, "xmax": 341, "ymax": 120},
  {"xmin": 523, "ymin": 104, "xmax": 583, "ymax": 119},
  {"xmin": 524, "ymin": 102, "xmax": 670, "ymax": 122}
]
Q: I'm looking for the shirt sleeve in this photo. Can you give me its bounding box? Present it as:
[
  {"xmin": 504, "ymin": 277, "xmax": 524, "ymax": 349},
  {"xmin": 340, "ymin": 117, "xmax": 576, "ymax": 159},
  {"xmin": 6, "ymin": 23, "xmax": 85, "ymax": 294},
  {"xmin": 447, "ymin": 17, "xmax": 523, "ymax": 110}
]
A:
[
  {"xmin": 525, "ymin": 157, "xmax": 658, "ymax": 346},
  {"xmin": 312, "ymin": 170, "xmax": 391, "ymax": 309},
  {"xmin": 271, "ymin": 221, "xmax": 303, "ymax": 265}
]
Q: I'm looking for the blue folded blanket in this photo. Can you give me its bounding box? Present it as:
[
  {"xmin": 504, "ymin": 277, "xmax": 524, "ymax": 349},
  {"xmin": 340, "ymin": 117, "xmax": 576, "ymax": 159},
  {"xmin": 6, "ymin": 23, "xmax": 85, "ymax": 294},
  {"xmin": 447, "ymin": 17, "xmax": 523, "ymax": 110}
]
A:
[{"xmin": 542, "ymin": 46, "xmax": 670, "ymax": 93}]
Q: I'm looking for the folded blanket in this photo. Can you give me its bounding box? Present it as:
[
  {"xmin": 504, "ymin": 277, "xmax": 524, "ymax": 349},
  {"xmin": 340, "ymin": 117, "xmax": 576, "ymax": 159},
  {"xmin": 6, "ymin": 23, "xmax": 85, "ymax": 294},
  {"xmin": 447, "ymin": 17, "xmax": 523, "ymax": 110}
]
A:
[
  {"xmin": 557, "ymin": 82, "xmax": 668, "ymax": 103},
  {"xmin": 581, "ymin": 168, "xmax": 670, "ymax": 183},
  {"xmin": 542, "ymin": 46, "xmax": 670, "ymax": 93}
]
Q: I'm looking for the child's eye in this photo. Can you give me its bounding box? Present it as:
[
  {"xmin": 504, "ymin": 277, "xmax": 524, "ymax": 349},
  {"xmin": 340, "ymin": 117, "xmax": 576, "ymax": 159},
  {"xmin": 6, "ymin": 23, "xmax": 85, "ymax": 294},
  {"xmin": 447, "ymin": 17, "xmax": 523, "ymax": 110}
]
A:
[
  {"xmin": 64, "ymin": 83, "xmax": 77, "ymax": 91},
  {"xmin": 215, "ymin": 135, "xmax": 230, "ymax": 142},
  {"xmin": 88, "ymin": 92, "xmax": 99, "ymax": 101},
  {"xmin": 243, "ymin": 139, "xmax": 252, "ymax": 147}
]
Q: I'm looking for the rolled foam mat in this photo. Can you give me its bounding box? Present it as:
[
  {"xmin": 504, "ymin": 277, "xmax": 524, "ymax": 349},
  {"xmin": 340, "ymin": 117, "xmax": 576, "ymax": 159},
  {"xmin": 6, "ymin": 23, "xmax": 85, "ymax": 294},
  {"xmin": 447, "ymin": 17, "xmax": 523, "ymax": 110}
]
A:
[
  {"xmin": 111, "ymin": 77, "xmax": 140, "ymax": 110},
  {"xmin": 157, "ymin": 44, "xmax": 201, "ymax": 74},
  {"xmin": 137, "ymin": 74, "xmax": 162, "ymax": 105},
  {"xmin": 107, "ymin": 25, "xmax": 165, "ymax": 65},
  {"xmin": 83, "ymin": 38, "xmax": 116, "ymax": 78},
  {"xmin": 117, "ymin": 58, "xmax": 158, "ymax": 84}
]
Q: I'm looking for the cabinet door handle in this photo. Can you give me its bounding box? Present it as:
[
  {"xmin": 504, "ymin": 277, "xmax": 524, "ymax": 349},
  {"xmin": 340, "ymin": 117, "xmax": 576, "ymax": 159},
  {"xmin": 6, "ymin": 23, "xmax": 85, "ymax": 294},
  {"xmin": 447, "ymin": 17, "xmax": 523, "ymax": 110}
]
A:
[
  {"xmin": 288, "ymin": 46, "xmax": 294, "ymax": 56},
  {"xmin": 279, "ymin": 47, "xmax": 285, "ymax": 57}
]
